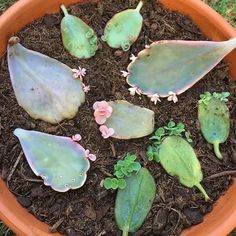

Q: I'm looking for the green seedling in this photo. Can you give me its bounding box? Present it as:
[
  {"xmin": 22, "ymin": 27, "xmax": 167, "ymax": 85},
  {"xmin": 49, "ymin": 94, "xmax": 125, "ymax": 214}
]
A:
[
  {"xmin": 103, "ymin": 153, "xmax": 141, "ymax": 190},
  {"xmin": 198, "ymin": 92, "xmax": 230, "ymax": 159}
]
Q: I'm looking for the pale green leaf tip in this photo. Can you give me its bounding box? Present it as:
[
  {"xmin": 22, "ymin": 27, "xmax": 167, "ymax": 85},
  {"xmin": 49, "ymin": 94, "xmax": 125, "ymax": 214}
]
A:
[
  {"xmin": 136, "ymin": 1, "xmax": 144, "ymax": 12},
  {"xmin": 60, "ymin": 4, "xmax": 69, "ymax": 16},
  {"xmin": 213, "ymin": 141, "xmax": 223, "ymax": 160},
  {"xmin": 195, "ymin": 182, "xmax": 210, "ymax": 201}
]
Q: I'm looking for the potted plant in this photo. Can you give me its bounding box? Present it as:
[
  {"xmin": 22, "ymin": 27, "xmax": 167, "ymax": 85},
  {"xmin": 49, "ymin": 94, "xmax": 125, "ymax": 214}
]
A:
[{"xmin": 0, "ymin": 0, "xmax": 236, "ymax": 235}]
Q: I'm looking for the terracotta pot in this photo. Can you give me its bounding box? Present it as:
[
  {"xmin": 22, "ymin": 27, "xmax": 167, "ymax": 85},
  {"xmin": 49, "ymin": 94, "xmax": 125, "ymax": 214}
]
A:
[{"xmin": 0, "ymin": 0, "xmax": 236, "ymax": 235}]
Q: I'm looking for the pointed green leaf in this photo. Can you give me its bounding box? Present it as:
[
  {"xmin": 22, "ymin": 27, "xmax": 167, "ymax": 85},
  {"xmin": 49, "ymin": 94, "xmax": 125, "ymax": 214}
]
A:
[
  {"xmin": 105, "ymin": 100, "xmax": 154, "ymax": 139},
  {"xmin": 7, "ymin": 37, "xmax": 85, "ymax": 124},
  {"xmin": 102, "ymin": 1, "xmax": 143, "ymax": 51},
  {"xmin": 127, "ymin": 39, "xmax": 236, "ymax": 97},
  {"xmin": 158, "ymin": 136, "xmax": 209, "ymax": 201},
  {"xmin": 198, "ymin": 94, "xmax": 230, "ymax": 159},
  {"xmin": 115, "ymin": 168, "xmax": 156, "ymax": 235},
  {"xmin": 60, "ymin": 5, "xmax": 98, "ymax": 59},
  {"xmin": 14, "ymin": 128, "xmax": 90, "ymax": 192}
]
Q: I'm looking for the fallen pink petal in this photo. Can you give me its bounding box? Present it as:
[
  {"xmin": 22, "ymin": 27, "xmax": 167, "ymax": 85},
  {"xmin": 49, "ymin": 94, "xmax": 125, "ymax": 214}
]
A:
[
  {"xmin": 72, "ymin": 134, "xmax": 82, "ymax": 142},
  {"xmin": 99, "ymin": 125, "xmax": 115, "ymax": 139},
  {"xmin": 85, "ymin": 149, "xmax": 97, "ymax": 161}
]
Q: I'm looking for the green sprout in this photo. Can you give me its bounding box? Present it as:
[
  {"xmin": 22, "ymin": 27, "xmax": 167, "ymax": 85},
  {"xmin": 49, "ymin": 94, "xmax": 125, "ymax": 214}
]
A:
[{"xmin": 103, "ymin": 153, "xmax": 141, "ymax": 190}]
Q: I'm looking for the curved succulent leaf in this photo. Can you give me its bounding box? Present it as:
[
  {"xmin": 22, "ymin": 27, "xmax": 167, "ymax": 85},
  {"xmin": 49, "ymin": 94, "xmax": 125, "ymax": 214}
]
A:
[
  {"xmin": 105, "ymin": 100, "xmax": 154, "ymax": 139},
  {"xmin": 14, "ymin": 128, "xmax": 90, "ymax": 192},
  {"xmin": 7, "ymin": 37, "xmax": 85, "ymax": 124},
  {"xmin": 127, "ymin": 39, "xmax": 236, "ymax": 97},
  {"xmin": 61, "ymin": 5, "xmax": 98, "ymax": 59},
  {"xmin": 158, "ymin": 136, "xmax": 209, "ymax": 201},
  {"xmin": 102, "ymin": 1, "xmax": 143, "ymax": 51},
  {"xmin": 198, "ymin": 93, "xmax": 230, "ymax": 159},
  {"xmin": 115, "ymin": 168, "xmax": 156, "ymax": 235}
]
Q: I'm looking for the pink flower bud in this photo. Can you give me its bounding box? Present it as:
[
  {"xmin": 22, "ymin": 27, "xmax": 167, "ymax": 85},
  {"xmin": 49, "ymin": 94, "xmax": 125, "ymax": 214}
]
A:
[{"xmin": 99, "ymin": 125, "xmax": 115, "ymax": 139}]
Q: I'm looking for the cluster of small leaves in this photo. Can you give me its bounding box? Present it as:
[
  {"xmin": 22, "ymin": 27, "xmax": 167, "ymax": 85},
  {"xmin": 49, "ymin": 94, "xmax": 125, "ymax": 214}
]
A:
[
  {"xmin": 103, "ymin": 154, "xmax": 141, "ymax": 190},
  {"xmin": 147, "ymin": 121, "xmax": 192, "ymax": 162},
  {"xmin": 199, "ymin": 91, "xmax": 230, "ymax": 106}
]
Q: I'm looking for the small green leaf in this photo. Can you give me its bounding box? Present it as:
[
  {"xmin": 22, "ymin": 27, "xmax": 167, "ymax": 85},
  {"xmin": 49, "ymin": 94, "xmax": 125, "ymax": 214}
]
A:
[
  {"xmin": 167, "ymin": 121, "xmax": 176, "ymax": 128},
  {"xmin": 132, "ymin": 162, "xmax": 142, "ymax": 171},
  {"xmin": 114, "ymin": 171, "xmax": 125, "ymax": 179},
  {"xmin": 118, "ymin": 179, "xmax": 127, "ymax": 189},
  {"xmin": 115, "ymin": 168, "xmax": 156, "ymax": 235},
  {"xmin": 155, "ymin": 127, "xmax": 165, "ymax": 136},
  {"xmin": 104, "ymin": 178, "xmax": 113, "ymax": 189},
  {"xmin": 111, "ymin": 178, "xmax": 119, "ymax": 190}
]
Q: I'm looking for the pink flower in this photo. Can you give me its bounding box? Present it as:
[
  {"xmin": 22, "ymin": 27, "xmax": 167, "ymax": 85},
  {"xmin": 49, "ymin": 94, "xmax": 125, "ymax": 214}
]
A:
[
  {"xmin": 130, "ymin": 54, "xmax": 137, "ymax": 62},
  {"xmin": 121, "ymin": 70, "xmax": 130, "ymax": 78},
  {"xmin": 93, "ymin": 101, "xmax": 113, "ymax": 125},
  {"xmin": 167, "ymin": 91, "xmax": 178, "ymax": 103},
  {"xmin": 85, "ymin": 149, "xmax": 96, "ymax": 162},
  {"xmin": 72, "ymin": 67, "xmax": 86, "ymax": 81},
  {"xmin": 128, "ymin": 87, "xmax": 142, "ymax": 96},
  {"xmin": 72, "ymin": 134, "xmax": 82, "ymax": 142},
  {"xmin": 147, "ymin": 93, "xmax": 161, "ymax": 105},
  {"xmin": 99, "ymin": 125, "xmax": 115, "ymax": 139},
  {"xmin": 82, "ymin": 83, "xmax": 90, "ymax": 93}
]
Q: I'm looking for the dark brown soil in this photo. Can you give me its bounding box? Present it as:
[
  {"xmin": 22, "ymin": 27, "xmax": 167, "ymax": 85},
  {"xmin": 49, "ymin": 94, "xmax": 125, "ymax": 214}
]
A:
[{"xmin": 0, "ymin": 0, "xmax": 236, "ymax": 235}]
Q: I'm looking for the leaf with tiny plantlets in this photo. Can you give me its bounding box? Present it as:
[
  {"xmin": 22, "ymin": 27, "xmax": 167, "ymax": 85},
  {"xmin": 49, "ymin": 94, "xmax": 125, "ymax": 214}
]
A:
[
  {"xmin": 7, "ymin": 37, "xmax": 85, "ymax": 124},
  {"xmin": 14, "ymin": 129, "xmax": 92, "ymax": 192},
  {"xmin": 115, "ymin": 168, "xmax": 156, "ymax": 236},
  {"xmin": 105, "ymin": 101, "xmax": 154, "ymax": 139},
  {"xmin": 126, "ymin": 39, "xmax": 236, "ymax": 100},
  {"xmin": 61, "ymin": 5, "xmax": 98, "ymax": 59},
  {"xmin": 102, "ymin": 1, "xmax": 143, "ymax": 51},
  {"xmin": 198, "ymin": 92, "xmax": 230, "ymax": 159},
  {"xmin": 158, "ymin": 136, "xmax": 209, "ymax": 201}
]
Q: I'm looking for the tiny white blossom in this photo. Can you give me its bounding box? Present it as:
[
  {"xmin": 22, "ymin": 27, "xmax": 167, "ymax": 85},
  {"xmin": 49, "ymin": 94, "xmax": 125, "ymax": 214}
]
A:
[
  {"xmin": 167, "ymin": 91, "xmax": 178, "ymax": 103},
  {"xmin": 147, "ymin": 93, "xmax": 161, "ymax": 105},
  {"xmin": 72, "ymin": 67, "xmax": 87, "ymax": 81},
  {"xmin": 130, "ymin": 54, "xmax": 138, "ymax": 62},
  {"xmin": 82, "ymin": 83, "xmax": 90, "ymax": 93},
  {"xmin": 121, "ymin": 70, "xmax": 130, "ymax": 77},
  {"xmin": 128, "ymin": 87, "xmax": 142, "ymax": 96},
  {"xmin": 145, "ymin": 45, "xmax": 150, "ymax": 49}
]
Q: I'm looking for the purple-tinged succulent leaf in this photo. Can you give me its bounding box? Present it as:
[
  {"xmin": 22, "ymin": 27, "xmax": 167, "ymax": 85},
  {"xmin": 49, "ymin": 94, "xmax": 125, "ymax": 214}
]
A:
[
  {"xmin": 14, "ymin": 128, "xmax": 90, "ymax": 192},
  {"xmin": 105, "ymin": 100, "xmax": 154, "ymax": 139},
  {"xmin": 126, "ymin": 39, "xmax": 236, "ymax": 99},
  {"xmin": 7, "ymin": 37, "xmax": 85, "ymax": 124}
]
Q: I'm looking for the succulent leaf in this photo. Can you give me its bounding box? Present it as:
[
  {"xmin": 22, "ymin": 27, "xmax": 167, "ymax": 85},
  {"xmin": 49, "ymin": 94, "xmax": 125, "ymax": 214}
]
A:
[
  {"xmin": 14, "ymin": 128, "xmax": 91, "ymax": 192},
  {"xmin": 127, "ymin": 39, "xmax": 236, "ymax": 98},
  {"xmin": 102, "ymin": 1, "xmax": 143, "ymax": 51},
  {"xmin": 198, "ymin": 92, "xmax": 230, "ymax": 159},
  {"xmin": 115, "ymin": 168, "xmax": 156, "ymax": 235},
  {"xmin": 7, "ymin": 37, "xmax": 85, "ymax": 124},
  {"xmin": 60, "ymin": 5, "xmax": 98, "ymax": 59},
  {"xmin": 105, "ymin": 100, "xmax": 154, "ymax": 139},
  {"xmin": 158, "ymin": 136, "xmax": 209, "ymax": 201}
]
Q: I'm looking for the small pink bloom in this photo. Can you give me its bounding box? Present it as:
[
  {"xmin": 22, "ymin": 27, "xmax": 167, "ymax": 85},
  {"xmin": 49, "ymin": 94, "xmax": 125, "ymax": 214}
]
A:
[
  {"xmin": 147, "ymin": 93, "xmax": 161, "ymax": 105},
  {"xmin": 82, "ymin": 83, "xmax": 90, "ymax": 93},
  {"xmin": 128, "ymin": 87, "xmax": 142, "ymax": 96},
  {"xmin": 93, "ymin": 101, "xmax": 113, "ymax": 125},
  {"xmin": 121, "ymin": 70, "xmax": 130, "ymax": 78},
  {"xmin": 167, "ymin": 91, "xmax": 178, "ymax": 103},
  {"xmin": 130, "ymin": 54, "xmax": 137, "ymax": 62},
  {"xmin": 72, "ymin": 67, "xmax": 87, "ymax": 81},
  {"xmin": 72, "ymin": 134, "xmax": 82, "ymax": 142},
  {"xmin": 85, "ymin": 149, "xmax": 97, "ymax": 161},
  {"xmin": 99, "ymin": 125, "xmax": 115, "ymax": 139}
]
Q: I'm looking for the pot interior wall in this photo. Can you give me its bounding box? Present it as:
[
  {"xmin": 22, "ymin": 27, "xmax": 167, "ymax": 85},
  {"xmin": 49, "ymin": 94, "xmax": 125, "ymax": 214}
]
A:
[{"xmin": 0, "ymin": 0, "xmax": 236, "ymax": 236}]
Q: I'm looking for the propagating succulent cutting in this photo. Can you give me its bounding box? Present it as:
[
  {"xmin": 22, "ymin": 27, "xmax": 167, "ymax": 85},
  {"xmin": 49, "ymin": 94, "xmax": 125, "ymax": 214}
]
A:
[
  {"xmin": 147, "ymin": 122, "xmax": 209, "ymax": 201},
  {"xmin": 7, "ymin": 37, "xmax": 85, "ymax": 124},
  {"xmin": 61, "ymin": 4, "xmax": 98, "ymax": 59},
  {"xmin": 115, "ymin": 168, "xmax": 156, "ymax": 236},
  {"xmin": 93, "ymin": 100, "xmax": 154, "ymax": 139},
  {"xmin": 14, "ymin": 128, "xmax": 96, "ymax": 192},
  {"xmin": 103, "ymin": 153, "xmax": 141, "ymax": 190},
  {"xmin": 102, "ymin": 1, "xmax": 143, "ymax": 51},
  {"xmin": 122, "ymin": 38, "xmax": 236, "ymax": 104},
  {"xmin": 198, "ymin": 92, "xmax": 230, "ymax": 159}
]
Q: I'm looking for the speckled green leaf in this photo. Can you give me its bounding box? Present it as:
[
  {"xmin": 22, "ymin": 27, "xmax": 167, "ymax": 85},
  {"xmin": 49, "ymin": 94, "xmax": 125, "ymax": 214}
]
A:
[
  {"xmin": 106, "ymin": 101, "xmax": 154, "ymax": 139},
  {"xmin": 115, "ymin": 168, "xmax": 156, "ymax": 236},
  {"xmin": 61, "ymin": 5, "xmax": 98, "ymax": 59},
  {"xmin": 14, "ymin": 128, "xmax": 90, "ymax": 192},
  {"xmin": 158, "ymin": 136, "xmax": 209, "ymax": 201},
  {"xmin": 102, "ymin": 1, "xmax": 143, "ymax": 51},
  {"xmin": 198, "ymin": 97, "xmax": 230, "ymax": 159}
]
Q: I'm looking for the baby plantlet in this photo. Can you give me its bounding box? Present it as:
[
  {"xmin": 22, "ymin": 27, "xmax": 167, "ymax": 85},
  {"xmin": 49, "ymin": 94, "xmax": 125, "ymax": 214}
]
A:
[
  {"xmin": 14, "ymin": 128, "xmax": 96, "ymax": 192},
  {"xmin": 102, "ymin": 1, "xmax": 143, "ymax": 51},
  {"xmin": 93, "ymin": 100, "xmax": 154, "ymax": 139},
  {"xmin": 7, "ymin": 37, "xmax": 85, "ymax": 124},
  {"xmin": 103, "ymin": 153, "xmax": 141, "ymax": 190},
  {"xmin": 115, "ymin": 168, "xmax": 156, "ymax": 236},
  {"xmin": 61, "ymin": 5, "xmax": 98, "ymax": 59},
  {"xmin": 147, "ymin": 122, "xmax": 209, "ymax": 201},
  {"xmin": 123, "ymin": 38, "xmax": 236, "ymax": 103},
  {"xmin": 198, "ymin": 92, "xmax": 230, "ymax": 159}
]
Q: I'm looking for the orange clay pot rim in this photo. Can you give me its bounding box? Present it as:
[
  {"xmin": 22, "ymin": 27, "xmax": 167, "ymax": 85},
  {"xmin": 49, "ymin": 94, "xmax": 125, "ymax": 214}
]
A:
[{"xmin": 0, "ymin": 0, "xmax": 236, "ymax": 236}]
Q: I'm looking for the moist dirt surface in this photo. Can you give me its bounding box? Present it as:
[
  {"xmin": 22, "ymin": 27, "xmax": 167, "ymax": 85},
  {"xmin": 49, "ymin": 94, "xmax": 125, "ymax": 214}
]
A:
[{"xmin": 0, "ymin": 0, "xmax": 236, "ymax": 235}]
